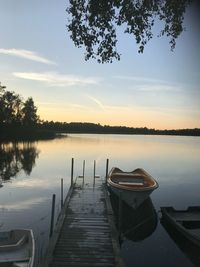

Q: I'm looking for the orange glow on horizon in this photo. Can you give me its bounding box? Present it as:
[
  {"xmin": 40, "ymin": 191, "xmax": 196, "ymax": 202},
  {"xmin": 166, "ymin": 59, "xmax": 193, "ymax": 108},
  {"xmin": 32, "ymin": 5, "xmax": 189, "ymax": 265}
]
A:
[{"xmin": 37, "ymin": 104, "xmax": 199, "ymax": 130}]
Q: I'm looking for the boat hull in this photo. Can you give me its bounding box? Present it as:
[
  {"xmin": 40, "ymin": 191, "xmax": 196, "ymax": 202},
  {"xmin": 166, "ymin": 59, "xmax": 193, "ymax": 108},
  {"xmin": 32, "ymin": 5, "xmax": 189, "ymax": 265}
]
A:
[
  {"xmin": 108, "ymin": 183, "xmax": 155, "ymax": 209},
  {"xmin": 161, "ymin": 207, "xmax": 200, "ymax": 248}
]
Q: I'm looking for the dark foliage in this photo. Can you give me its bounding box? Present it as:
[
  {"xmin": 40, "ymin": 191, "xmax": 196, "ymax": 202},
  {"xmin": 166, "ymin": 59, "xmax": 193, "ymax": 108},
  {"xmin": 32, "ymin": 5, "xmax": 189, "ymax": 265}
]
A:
[
  {"xmin": 0, "ymin": 83, "xmax": 39, "ymax": 127},
  {"xmin": 41, "ymin": 121, "xmax": 200, "ymax": 136},
  {"xmin": 66, "ymin": 0, "xmax": 192, "ymax": 63},
  {"xmin": 0, "ymin": 83, "xmax": 55, "ymax": 141}
]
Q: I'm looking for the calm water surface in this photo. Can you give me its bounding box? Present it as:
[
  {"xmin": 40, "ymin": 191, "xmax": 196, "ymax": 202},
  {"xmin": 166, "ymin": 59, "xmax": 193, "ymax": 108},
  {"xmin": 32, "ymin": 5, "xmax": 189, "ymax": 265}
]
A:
[{"xmin": 0, "ymin": 134, "xmax": 200, "ymax": 266}]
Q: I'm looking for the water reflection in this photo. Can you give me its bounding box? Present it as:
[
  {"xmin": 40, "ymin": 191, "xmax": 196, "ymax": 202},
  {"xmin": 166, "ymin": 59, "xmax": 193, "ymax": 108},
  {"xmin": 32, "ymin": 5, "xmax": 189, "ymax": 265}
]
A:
[
  {"xmin": 0, "ymin": 134, "xmax": 199, "ymax": 266},
  {"xmin": 109, "ymin": 191, "xmax": 157, "ymax": 243},
  {"xmin": 0, "ymin": 142, "xmax": 39, "ymax": 181}
]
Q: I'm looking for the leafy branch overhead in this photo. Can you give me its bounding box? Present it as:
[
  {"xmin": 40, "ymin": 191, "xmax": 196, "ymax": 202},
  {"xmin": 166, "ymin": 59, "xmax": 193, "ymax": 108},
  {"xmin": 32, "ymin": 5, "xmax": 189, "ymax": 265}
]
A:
[{"xmin": 66, "ymin": 0, "xmax": 192, "ymax": 63}]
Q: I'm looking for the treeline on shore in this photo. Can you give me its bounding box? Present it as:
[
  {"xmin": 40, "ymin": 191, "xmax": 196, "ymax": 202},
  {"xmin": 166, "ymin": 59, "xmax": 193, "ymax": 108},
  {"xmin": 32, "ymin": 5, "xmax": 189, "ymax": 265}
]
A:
[
  {"xmin": 0, "ymin": 83, "xmax": 56, "ymax": 140},
  {"xmin": 0, "ymin": 83, "xmax": 199, "ymax": 141},
  {"xmin": 41, "ymin": 121, "xmax": 200, "ymax": 136}
]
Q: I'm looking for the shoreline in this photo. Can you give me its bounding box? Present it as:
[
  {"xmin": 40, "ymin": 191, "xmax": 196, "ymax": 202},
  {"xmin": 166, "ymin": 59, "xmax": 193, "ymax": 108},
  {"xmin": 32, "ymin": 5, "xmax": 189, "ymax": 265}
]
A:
[{"xmin": 0, "ymin": 130, "xmax": 199, "ymax": 142}]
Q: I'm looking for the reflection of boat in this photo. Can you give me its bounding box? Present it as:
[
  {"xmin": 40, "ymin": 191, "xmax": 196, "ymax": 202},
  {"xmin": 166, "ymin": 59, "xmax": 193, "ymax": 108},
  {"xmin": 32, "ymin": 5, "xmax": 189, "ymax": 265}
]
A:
[
  {"xmin": 107, "ymin": 167, "xmax": 158, "ymax": 209},
  {"xmin": 0, "ymin": 229, "xmax": 35, "ymax": 267},
  {"xmin": 109, "ymin": 191, "xmax": 157, "ymax": 242},
  {"xmin": 161, "ymin": 206, "xmax": 200, "ymax": 247}
]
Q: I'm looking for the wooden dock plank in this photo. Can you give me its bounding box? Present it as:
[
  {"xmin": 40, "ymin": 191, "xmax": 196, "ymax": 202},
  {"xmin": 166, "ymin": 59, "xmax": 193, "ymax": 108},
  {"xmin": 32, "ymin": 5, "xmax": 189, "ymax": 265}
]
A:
[{"xmin": 47, "ymin": 179, "xmax": 123, "ymax": 267}]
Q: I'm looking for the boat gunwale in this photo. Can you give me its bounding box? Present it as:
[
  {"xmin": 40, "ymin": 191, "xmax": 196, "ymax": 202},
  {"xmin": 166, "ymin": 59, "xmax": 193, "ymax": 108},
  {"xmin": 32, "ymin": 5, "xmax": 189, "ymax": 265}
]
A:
[
  {"xmin": 0, "ymin": 228, "xmax": 35, "ymax": 267},
  {"xmin": 161, "ymin": 206, "xmax": 200, "ymax": 245},
  {"xmin": 107, "ymin": 167, "xmax": 158, "ymax": 192}
]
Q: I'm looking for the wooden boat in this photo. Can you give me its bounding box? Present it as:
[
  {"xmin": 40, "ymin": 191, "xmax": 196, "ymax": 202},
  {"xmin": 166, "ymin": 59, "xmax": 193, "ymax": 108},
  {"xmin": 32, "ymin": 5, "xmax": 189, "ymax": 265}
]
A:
[
  {"xmin": 0, "ymin": 229, "xmax": 35, "ymax": 267},
  {"xmin": 161, "ymin": 206, "xmax": 200, "ymax": 247},
  {"xmin": 107, "ymin": 167, "xmax": 158, "ymax": 209}
]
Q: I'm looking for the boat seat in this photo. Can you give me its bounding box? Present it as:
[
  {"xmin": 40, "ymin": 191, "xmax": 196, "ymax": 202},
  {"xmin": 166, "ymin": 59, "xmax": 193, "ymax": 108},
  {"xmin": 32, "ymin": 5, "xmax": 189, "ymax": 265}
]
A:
[
  {"xmin": 0, "ymin": 235, "xmax": 27, "ymax": 252},
  {"xmin": 113, "ymin": 172, "xmax": 144, "ymax": 178},
  {"xmin": 118, "ymin": 182, "xmax": 144, "ymax": 186},
  {"xmin": 14, "ymin": 262, "xmax": 29, "ymax": 267}
]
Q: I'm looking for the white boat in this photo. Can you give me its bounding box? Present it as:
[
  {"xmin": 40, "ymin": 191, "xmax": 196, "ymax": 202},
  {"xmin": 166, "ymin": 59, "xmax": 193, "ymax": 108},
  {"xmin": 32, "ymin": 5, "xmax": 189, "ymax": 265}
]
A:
[
  {"xmin": 107, "ymin": 167, "xmax": 158, "ymax": 209},
  {"xmin": 0, "ymin": 229, "xmax": 35, "ymax": 267}
]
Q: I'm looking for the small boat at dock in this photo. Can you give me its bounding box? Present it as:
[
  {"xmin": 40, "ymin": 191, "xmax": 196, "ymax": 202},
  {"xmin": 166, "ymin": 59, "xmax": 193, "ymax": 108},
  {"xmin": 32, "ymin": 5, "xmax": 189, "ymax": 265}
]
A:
[
  {"xmin": 107, "ymin": 167, "xmax": 158, "ymax": 209},
  {"xmin": 161, "ymin": 206, "xmax": 200, "ymax": 247},
  {"xmin": 0, "ymin": 229, "xmax": 35, "ymax": 267}
]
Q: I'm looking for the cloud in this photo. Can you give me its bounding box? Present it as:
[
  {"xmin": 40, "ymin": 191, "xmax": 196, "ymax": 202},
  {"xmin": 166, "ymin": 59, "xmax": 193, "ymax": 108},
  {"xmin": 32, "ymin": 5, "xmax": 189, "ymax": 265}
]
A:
[
  {"xmin": 0, "ymin": 48, "xmax": 56, "ymax": 65},
  {"xmin": 13, "ymin": 72, "xmax": 100, "ymax": 86},
  {"xmin": 86, "ymin": 94, "xmax": 105, "ymax": 110},
  {"xmin": 69, "ymin": 103, "xmax": 89, "ymax": 109},
  {"xmin": 114, "ymin": 75, "xmax": 181, "ymax": 92},
  {"xmin": 85, "ymin": 94, "xmax": 134, "ymax": 112},
  {"xmin": 37, "ymin": 101, "xmax": 89, "ymax": 110},
  {"xmin": 114, "ymin": 75, "xmax": 168, "ymax": 84},
  {"xmin": 135, "ymin": 84, "xmax": 180, "ymax": 92}
]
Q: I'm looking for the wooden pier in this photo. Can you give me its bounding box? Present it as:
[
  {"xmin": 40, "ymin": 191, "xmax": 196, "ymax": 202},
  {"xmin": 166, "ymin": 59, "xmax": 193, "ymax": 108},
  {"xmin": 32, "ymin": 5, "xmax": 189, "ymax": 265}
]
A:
[{"xmin": 45, "ymin": 173, "xmax": 123, "ymax": 266}]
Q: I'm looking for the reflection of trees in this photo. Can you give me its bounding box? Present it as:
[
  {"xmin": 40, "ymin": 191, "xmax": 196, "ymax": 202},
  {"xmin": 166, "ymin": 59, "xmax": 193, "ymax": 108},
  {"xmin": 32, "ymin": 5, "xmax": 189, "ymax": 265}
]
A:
[{"xmin": 0, "ymin": 142, "xmax": 39, "ymax": 181}]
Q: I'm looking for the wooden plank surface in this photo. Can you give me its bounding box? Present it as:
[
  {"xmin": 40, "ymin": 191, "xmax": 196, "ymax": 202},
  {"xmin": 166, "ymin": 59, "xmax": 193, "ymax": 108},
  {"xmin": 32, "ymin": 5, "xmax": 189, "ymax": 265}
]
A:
[{"xmin": 48, "ymin": 178, "xmax": 123, "ymax": 267}]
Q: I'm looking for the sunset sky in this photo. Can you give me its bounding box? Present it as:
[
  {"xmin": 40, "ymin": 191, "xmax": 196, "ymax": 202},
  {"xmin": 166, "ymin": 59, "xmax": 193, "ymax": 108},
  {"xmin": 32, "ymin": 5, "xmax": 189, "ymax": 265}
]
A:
[{"xmin": 0, "ymin": 0, "xmax": 199, "ymax": 130}]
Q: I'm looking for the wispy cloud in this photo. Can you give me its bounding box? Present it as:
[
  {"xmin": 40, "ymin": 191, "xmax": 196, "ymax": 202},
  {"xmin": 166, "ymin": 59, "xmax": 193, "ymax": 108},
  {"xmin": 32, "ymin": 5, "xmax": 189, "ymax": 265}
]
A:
[
  {"xmin": 86, "ymin": 94, "xmax": 105, "ymax": 110},
  {"xmin": 69, "ymin": 103, "xmax": 89, "ymax": 109},
  {"xmin": 0, "ymin": 48, "xmax": 56, "ymax": 65},
  {"xmin": 114, "ymin": 75, "xmax": 168, "ymax": 84},
  {"xmin": 135, "ymin": 84, "xmax": 180, "ymax": 92},
  {"xmin": 85, "ymin": 94, "xmax": 133, "ymax": 112},
  {"xmin": 37, "ymin": 101, "xmax": 89, "ymax": 110},
  {"xmin": 13, "ymin": 72, "xmax": 100, "ymax": 86},
  {"xmin": 114, "ymin": 75, "xmax": 181, "ymax": 92}
]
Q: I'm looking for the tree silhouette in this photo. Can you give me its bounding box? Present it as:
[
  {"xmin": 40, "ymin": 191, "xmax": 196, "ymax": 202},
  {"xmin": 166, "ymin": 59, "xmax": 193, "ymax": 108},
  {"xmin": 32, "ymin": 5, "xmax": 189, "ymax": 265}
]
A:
[
  {"xmin": 0, "ymin": 84, "xmax": 23, "ymax": 126},
  {"xmin": 3, "ymin": 91, "xmax": 23, "ymax": 125},
  {"xmin": 22, "ymin": 97, "xmax": 39, "ymax": 126},
  {"xmin": 66, "ymin": 0, "xmax": 192, "ymax": 63}
]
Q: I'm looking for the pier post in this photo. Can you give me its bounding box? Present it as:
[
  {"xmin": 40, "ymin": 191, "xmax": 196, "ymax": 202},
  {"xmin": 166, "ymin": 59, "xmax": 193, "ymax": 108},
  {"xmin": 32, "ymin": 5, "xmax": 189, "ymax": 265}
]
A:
[
  {"xmin": 71, "ymin": 158, "xmax": 74, "ymax": 187},
  {"xmin": 61, "ymin": 178, "xmax": 63, "ymax": 208},
  {"xmin": 105, "ymin": 158, "xmax": 109, "ymax": 181},
  {"xmin": 118, "ymin": 191, "xmax": 122, "ymax": 238},
  {"xmin": 83, "ymin": 160, "xmax": 85, "ymax": 182},
  {"xmin": 49, "ymin": 194, "xmax": 56, "ymax": 238},
  {"xmin": 93, "ymin": 160, "xmax": 96, "ymax": 186},
  {"xmin": 94, "ymin": 160, "xmax": 96, "ymax": 179}
]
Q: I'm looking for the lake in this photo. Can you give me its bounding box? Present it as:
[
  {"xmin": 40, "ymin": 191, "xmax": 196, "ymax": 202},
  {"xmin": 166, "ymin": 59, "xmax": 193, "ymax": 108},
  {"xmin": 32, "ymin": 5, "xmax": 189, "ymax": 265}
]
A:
[{"xmin": 0, "ymin": 134, "xmax": 200, "ymax": 266}]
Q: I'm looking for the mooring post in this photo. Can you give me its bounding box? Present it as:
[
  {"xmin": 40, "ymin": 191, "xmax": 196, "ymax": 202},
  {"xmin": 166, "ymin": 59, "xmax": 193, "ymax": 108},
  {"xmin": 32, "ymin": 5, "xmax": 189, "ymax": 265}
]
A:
[
  {"xmin": 93, "ymin": 160, "xmax": 96, "ymax": 186},
  {"xmin": 105, "ymin": 158, "xmax": 109, "ymax": 181},
  {"xmin": 49, "ymin": 194, "xmax": 56, "ymax": 238},
  {"xmin": 83, "ymin": 160, "xmax": 85, "ymax": 182},
  {"xmin": 118, "ymin": 191, "xmax": 122, "ymax": 238},
  {"xmin": 61, "ymin": 178, "xmax": 63, "ymax": 208},
  {"xmin": 71, "ymin": 158, "xmax": 74, "ymax": 187},
  {"xmin": 93, "ymin": 160, "xmax": 96, "ymax": 180}
]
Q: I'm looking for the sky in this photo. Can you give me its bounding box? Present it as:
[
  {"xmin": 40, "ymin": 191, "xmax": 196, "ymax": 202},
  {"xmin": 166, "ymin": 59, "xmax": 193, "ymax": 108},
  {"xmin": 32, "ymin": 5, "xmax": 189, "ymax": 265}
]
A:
[{"xmin": 0, "ymin": 0, "xmax": 200, "ymax": 130}]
